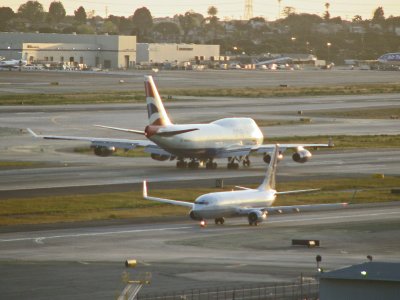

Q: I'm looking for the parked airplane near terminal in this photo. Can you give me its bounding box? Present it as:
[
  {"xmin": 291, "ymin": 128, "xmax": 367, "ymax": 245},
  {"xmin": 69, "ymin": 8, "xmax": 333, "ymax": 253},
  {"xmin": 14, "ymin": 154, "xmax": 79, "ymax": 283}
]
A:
[
  {"xmin": 377, "ymin": 53, "xmax": 400, "ymax": 65},
  {"xmin": 143, "ymin": 145, "xmax": 347, "ymax": 226},
  {"xmin": 254, "ymin": 56, "xmax": 293, "ymax": 67},
  {"xmin": 0, "ymin": 59, "xmax": 27, "ymax": 70},
  {"xmin": 28, "ymin": 75, "xmax": 331, "ymax": 169}
]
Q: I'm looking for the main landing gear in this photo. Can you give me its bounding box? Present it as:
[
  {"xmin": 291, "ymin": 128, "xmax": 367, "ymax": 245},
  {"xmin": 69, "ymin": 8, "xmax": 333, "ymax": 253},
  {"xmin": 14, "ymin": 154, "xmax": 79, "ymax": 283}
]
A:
[
  {"xmin": 227, "ymin": 156, "xmax": 251, "ymax": 169},
  {"xmin": 176, "ymin": 158, "xmax": 217, "ymax": 169},
  {"xmin": 177, "ymin": 158, "xmax": 200, "ymax": 169},
  {"xmin": 214, "ymin": 217, "xmax": 225, "ymax": 225}
]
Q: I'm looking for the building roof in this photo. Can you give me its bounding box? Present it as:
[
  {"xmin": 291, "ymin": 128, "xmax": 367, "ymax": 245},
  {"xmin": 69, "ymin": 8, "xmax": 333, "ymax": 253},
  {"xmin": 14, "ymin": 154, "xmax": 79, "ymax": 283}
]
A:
[{"xmin": 320, "ymin": 262, "xmax": 400, "ymax": 282}]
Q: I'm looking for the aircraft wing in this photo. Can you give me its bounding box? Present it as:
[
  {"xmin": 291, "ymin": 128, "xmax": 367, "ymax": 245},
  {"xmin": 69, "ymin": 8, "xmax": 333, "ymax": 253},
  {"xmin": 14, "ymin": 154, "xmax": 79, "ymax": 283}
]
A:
[
  {"xmin": 143, "ymin": 181, "xmax": 194, "ymax": 208},
  {"xmin": 215, "ymin": 145, "xmax": 253, "ymax": 158},
  {"xmin": 266, "ymin": 202, "xmax": 348, "ymax": 214},
  {"xmin": 27, "ymin": 128, "xmax": 155, "ymax": 150},
  {"xmin": 214, "ymin": 141, "xmax": 331, "ymax": 159},
  {"xmin": 237, "ymin": 202, "xmax": 347, "ymax": 216},
  {"xmin": 253, "ymin": 143, "xmax": 332, "ymax": 154}
]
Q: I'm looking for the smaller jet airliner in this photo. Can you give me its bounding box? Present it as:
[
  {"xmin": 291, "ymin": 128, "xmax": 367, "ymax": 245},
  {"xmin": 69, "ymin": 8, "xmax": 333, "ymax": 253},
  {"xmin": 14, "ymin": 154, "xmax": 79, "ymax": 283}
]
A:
[{"xmin": 143, "ymin": 145, "xmax": 347, "ymax": 227}]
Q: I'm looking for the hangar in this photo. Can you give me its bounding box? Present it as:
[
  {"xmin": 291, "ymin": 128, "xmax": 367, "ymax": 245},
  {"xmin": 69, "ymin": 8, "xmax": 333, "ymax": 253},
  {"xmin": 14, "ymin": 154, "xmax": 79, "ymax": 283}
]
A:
[
  {"xmin": 0, "ymin": 32, "xmax": 136, "ymax": 69},
  {"xmin": 0, "ymin": 33, "xmax": 220, "ymax": 69},
  {"xmin": 136, "ymin": 43, "xmax": 220, "ymax": 65},
  {"xmin": 319, "ymin": 262, "xmax": 400, "ymax": 300}
]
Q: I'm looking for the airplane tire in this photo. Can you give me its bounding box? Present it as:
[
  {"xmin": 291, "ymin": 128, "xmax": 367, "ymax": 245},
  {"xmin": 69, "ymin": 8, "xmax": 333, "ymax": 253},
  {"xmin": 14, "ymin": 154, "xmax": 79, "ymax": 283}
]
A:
[{"xmin": 215, "ymin": 217, "xmax": 225, "ymax": 225}]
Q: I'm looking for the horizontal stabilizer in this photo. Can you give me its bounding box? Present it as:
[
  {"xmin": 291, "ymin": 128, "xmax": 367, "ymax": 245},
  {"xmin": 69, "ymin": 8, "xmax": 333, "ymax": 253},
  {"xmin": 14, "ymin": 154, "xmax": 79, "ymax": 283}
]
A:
[
  {"xmin": 95, "ymin": 125, "xmax": 145, "ymax": 135},
  {"xmin": 276, "ymin": 188, "xmax": 320, "ymax": 195},
  {"xmin": 156, "ymin": 128, "xmax": 199, "ymax": 137}
]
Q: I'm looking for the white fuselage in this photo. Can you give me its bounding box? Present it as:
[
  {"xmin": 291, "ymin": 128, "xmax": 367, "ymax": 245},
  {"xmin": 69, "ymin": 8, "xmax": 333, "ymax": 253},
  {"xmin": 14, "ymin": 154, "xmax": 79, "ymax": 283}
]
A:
[
  {"xmin": 191, "ymin": 189, "xmax": 276, "ymax": 219},
  {"xmin": 149, "ymin": 118, "xmax": 263, "ymax": 159}
]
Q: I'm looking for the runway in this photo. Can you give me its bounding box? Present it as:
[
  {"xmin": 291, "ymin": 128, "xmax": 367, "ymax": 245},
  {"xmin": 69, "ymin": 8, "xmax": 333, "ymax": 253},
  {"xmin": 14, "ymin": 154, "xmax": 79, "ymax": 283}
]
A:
[
  {"xmin": 1, "ymin": 89, "xmax": 399, "ymax": 192},
  {"xmin": 1, "ymin": 202, "xmax": 400, "ymax": 299},
  {"xmin": 1, "ymin": 68, "xmax": 400, "ymax": 94},
  {"xmin": 0, "ymin": 69, "xmax": 400, "ymax": 299}
]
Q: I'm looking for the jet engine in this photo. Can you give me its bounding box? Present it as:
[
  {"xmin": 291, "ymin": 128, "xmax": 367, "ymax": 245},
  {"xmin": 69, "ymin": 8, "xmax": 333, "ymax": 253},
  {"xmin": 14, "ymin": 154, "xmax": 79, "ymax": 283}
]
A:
[
  {"xmin": 151, "ymin": 153, "xmax": 171, "ymax": 161},
  {"xmin": 263, "ymin": 152, "xmax": 283, "ymax": 164},
  {"xmin": 247, "ymin": 210, "xmax": 267, "ymax": 225},
  {"xmin": 292, "ymin": 147, "xmax": 312, "ymax": 163},
  {"xmin": 93, "ymin": 146, "xmax": 116, "ymax": 157},
  {"xmin": 189, "ymin": 210, "xmax": 202, "ymax": 221}
]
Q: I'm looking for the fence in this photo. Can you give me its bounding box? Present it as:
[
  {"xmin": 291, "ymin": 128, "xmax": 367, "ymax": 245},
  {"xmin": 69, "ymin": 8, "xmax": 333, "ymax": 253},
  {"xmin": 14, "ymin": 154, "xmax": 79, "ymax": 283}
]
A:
[{"xmin": 136, "ymin": 279, "xmax": 319, "ymax": 300}]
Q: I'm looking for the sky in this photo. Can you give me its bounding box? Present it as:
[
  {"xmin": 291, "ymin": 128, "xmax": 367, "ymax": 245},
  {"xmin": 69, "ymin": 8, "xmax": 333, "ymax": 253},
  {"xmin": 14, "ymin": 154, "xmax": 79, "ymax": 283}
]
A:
[{"xmin": 2, "ymin": 0, "xmax": 400, "ymax": 21}]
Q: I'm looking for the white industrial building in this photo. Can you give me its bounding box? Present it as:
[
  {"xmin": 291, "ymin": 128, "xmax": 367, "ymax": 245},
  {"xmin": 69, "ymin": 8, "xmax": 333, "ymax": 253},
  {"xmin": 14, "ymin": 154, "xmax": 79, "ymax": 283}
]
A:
[
  {"xmin": 1, "ymin": 33, "xmax": 220, "ymax": 69},
  {"xmin": 136, "ymin": 43, "xmax": 220, "ymax": 65},
  {"xmin": 0, "ymin": 32, "xmax": 136, "ymax": 69}
]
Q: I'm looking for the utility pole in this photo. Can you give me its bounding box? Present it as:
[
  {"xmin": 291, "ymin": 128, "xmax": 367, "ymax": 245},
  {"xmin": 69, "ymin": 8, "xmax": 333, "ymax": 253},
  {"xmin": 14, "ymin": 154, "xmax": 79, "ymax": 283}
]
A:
[{"xmin": 244, "ymin": 0, "xmax": 253, "ymax": 20}]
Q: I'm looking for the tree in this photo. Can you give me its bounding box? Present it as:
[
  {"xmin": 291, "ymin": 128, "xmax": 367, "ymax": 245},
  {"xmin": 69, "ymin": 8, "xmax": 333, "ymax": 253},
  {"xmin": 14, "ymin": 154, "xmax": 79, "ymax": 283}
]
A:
[
  {"xmin": 207, "ymin": 6, "xmax": 218, "ymax": 17},
  {"xmin": 282, "ymin": 6, "xmax": 296, "ymax": 17},
  {"xmin": 131, "ymin": 7, "xmax": 153, "ymax": 40},
  {"xmin": 18, "ymin": 1, "xmax": 45, "ymax": 23},
  {"xmin": 48, "ymin": 1, "xmax": 66, "ymax": 23},
  {"xmin": 178, "ymin": 11, "xmax": 197, "ymax": 41},
  {"xmin": 352, "ymin": 15, "xmax": 363, "ymax": 23},
  {"xmin": 372, "ymin": 7, "xmax": 385, "ymax": 23},
  {"xmin": 0, "ymin": 7, "xmax": 15, "ymax": 30},
  {"xmin": 323, "ymin": 3, "xmax": 330, "ymax": 21},
  {"xmin": 153, "ymin": 22, "xmax": 180, "ymax": 42},
  {"xmin": 101, "ymin": 20, "xmax": 118, "ymax": 34},
  {"xmin": 74, "ymin": 6, "xmax": 87, "ymax": 23}
]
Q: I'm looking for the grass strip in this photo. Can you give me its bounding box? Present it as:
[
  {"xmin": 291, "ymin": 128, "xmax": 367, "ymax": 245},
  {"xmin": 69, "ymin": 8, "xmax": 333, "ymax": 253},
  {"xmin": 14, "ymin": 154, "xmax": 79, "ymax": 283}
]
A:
[
  {"xmin": 1, "ymin": 83, "xmax": 400, "ymax": 105},
  {"xmin": 1, "ymin": 176, "xmax": 398, "ymax": 226}
]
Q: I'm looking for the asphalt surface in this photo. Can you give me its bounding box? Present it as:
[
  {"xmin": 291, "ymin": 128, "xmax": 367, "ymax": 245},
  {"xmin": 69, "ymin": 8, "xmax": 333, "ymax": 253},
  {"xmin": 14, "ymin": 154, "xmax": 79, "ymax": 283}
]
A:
[
  {"xmin": 1, "ymin": 202, "xmax": 400, "ymax": 299},
  {"xmin": 1, "ymin": 68, "xmax": 400, "ymax": 94},
  {"xmin": 0, "ymin": 69, "xmax": 400, "ymax": 299}
]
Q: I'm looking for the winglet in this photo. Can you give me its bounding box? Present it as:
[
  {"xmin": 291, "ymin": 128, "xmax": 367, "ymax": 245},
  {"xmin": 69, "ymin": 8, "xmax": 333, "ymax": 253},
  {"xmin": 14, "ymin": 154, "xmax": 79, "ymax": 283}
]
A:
[
  {"xmin": 27, "ymin": 128, "xmax": 38, "ymax": 138},
  {"xmin": 143, "ymin": 180, "xmax": 148, "ymax": 198}
]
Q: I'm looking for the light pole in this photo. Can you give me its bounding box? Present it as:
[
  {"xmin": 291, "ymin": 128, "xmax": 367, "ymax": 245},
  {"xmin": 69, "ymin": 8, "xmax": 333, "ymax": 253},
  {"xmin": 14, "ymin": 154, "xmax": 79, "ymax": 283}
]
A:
[
  {"xmin": 291, "ymin": 37, "xmax": 296, "ymax": 52},
  {"xmin": 326, "ymin": 42, "xmax": 332, "ymax": 62}
]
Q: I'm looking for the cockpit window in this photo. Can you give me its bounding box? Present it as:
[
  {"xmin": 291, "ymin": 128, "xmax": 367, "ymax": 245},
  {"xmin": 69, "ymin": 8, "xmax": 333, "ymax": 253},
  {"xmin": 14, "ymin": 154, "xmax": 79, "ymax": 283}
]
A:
[{"xmin": 195, "ymin": 200, "xmax": 209, "ymax": 205}]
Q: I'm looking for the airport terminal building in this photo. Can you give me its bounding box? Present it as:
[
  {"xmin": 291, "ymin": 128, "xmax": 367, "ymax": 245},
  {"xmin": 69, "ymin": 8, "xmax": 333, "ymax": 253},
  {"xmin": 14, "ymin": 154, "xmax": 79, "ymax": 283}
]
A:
[
  {"xmin": 136, "ymin": 43, "xmax": 220, "ymax": 65},
  {"xmin": 0, "ymin": 32, "xmax": 136, "ymax": 69},
  {"xmin": 0, "ymin": 32, "xmax": 220, "ymax": 69}
]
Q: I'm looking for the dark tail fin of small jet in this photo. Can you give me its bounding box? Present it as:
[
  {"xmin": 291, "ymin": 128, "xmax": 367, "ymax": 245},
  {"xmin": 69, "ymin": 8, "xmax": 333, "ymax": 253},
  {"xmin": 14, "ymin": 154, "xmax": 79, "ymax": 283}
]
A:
[{"xmin": 144, "ymin": 76, "xmax": 172, "ymax": 126}]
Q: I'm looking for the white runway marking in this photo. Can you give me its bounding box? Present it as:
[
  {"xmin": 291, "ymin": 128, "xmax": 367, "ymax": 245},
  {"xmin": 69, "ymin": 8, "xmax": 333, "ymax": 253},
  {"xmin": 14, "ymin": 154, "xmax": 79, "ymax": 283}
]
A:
[
  {"xmin": 267, "ymin": 210, "xmax": 400, "ymax": 224},
  {"xmin": 0, "ymin": 226, "xmax": 191, "ymax": 243},
  {"xmin": 0, "ymin": 209, "xmax": 399, "ymax": 243}
]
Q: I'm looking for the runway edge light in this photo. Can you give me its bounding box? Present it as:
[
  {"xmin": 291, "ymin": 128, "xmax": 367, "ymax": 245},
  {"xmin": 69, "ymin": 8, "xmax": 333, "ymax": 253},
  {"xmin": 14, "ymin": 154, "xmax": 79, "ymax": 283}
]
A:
[{"xmin": 125, "ymin": 259, "xmax": 137, "ymax": 268}]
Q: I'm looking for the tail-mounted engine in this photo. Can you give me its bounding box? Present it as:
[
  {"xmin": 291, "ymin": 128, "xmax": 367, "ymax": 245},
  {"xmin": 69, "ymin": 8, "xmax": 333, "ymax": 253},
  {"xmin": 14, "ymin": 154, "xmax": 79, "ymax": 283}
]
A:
[{"xmin": 292, "ymin": 147, "xmax": 312, "ymax": 163}]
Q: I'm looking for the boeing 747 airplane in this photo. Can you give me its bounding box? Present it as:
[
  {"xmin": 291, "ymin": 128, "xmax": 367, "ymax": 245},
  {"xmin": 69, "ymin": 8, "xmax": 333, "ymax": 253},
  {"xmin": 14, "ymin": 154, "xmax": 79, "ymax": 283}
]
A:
[
  {"xmin": 143, "ymin": 145, "xmax": 347, "ymax": 227},
  {"xmin": 29, "ymin": 75, "xmax": 331, "ymax": 169}
]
